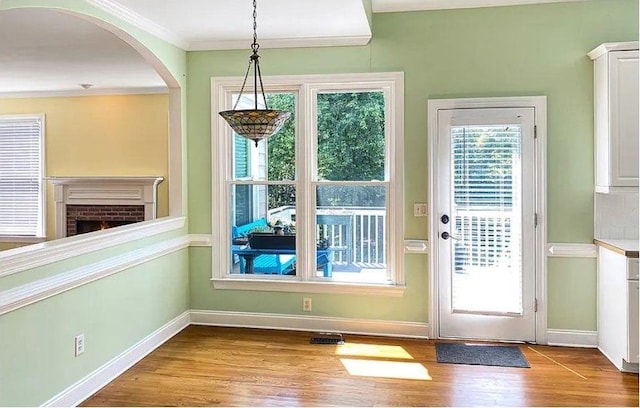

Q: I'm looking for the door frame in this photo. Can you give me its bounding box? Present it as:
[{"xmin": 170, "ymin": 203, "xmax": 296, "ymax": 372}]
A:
[{"xmin": 427, "ymin": 96, "xmax": 547, "ymax": 344}]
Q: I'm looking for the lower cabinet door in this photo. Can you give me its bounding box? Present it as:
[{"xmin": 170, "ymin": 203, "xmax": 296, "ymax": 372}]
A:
[{"xmin": 628, "ymin": 280, "xmax": 639, "ymax": 363}]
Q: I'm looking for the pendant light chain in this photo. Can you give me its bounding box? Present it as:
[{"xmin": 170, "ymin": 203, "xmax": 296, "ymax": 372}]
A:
[
  {"xmin": 231, "ymin": 0, "xmax": 269, "ymax": 111},
  {"xmin": 251, "ymin": 0, "xmax": 269, "ymax": 111},
  {"xmin": 218, "ymin": 0, "xmax": 291, "ymax": 146},
  {"xmin": 253, "ymin": 0, "xmax": 258, "ymax": 49}
]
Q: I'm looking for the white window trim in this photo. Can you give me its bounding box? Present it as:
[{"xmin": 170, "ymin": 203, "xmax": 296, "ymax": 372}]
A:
[
  {"xmin": 210, "ymin": 72, "xmax": 405, "ymax": 295},
  {"xmin": 0, "ymin": 113, "xmax": 46, "ymax": 239}
]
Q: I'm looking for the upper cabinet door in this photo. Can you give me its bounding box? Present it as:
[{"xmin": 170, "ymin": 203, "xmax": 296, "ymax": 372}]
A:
[{"xmin": 589, "ymin": 43, "xmax": 639, "ymax": 193}]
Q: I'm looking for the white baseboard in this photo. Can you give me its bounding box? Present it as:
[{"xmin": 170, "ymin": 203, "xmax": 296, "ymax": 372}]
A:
[
  {"xmin": 38, "ymin": 311, "xmax": 603, "ymax": 407},
  {"xmin": 546, "ymin": 329, "xmax": 597, "ymax": 348},
  {"xmin": 190, "ymin": 309, "xmax": 430, "ymax": 339},
  {"xmin": 42, "ymin": 311, "xmax": 190, "ymax": 407}
]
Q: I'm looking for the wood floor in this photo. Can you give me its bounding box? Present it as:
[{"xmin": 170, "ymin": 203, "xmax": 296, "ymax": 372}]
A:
[{"xmin": 82, "ymin": 325, "xmax": 639, "ymax": 407}]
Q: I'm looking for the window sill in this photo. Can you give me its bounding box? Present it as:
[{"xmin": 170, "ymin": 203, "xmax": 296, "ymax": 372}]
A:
[
  {"xmin": 210, "ymin": 277, "xmax": 406, "ymax": 296},
  {"xmin": 0, "ymin": 235, "xmax": 46, "ymax": 243}
]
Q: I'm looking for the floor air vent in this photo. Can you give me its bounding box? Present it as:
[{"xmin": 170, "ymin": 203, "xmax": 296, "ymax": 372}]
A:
[{"xmin": 310, "ymin": 332, "xmax": 345, "ymax": 345}]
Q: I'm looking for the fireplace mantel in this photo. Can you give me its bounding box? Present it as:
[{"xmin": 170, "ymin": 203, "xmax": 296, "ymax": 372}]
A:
[{"xmin": 49, "ymin": 176, "xmax": 164, "ymax": 238}]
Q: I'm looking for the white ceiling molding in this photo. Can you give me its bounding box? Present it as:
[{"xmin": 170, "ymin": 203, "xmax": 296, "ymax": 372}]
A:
[
  {"xmin": 372, "ymin": 0, "xmax": 589, "ymax": 12},
  {"xmin": 84, "ymin": 0, "xmax": 188, "ymax": 49},
  {"xmin": 189, "ymin": 35, "xmax": 372, "ymax": 51},
  {"xmin": 0, "ymin": 87, "xmax": 168, "ymax": 99}
]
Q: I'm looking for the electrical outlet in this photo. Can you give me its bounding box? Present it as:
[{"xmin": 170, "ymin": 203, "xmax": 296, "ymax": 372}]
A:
[
  {"xmin": 74, "ymin": 334, "xmax": 85, "ymax": 356},
  {"xmin": 413, "ymin": 203, "xmax": 428, "ymax": 217},
  {"xmin": 303, "ymin": 297, "xmax": 312, "ymax": 312}
]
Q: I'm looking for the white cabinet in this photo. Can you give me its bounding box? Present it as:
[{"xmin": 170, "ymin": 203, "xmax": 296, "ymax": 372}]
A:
[
  {"xmin": 588, "ymin": 42, "xmax": 639, "ymax": 193},
  {"xmin": 597, "ymin": 246, "xmax": 639, "ymax": 372}
]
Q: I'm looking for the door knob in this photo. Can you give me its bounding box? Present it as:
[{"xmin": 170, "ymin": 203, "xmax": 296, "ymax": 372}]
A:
[{"xmin": 441, "ymin": 231, "xmax": 462, "ymax": 240}]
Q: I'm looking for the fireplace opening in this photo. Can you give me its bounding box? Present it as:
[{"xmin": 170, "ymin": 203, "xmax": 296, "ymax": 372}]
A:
[
  {"xmin": 76, "ymin": 220, "xmax": 136, "ymax": 235},
  {"xmin": 66, "ymin": 204, "xmax": 145, "ymax": 237}
]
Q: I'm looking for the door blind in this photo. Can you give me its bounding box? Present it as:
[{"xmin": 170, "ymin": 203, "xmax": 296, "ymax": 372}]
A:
[
  {"xmin": 0, "ymin": 115, "xmax": 44, "ymax": 236},
  {"xmin": 450, "ymin": 124, "xmax": 523, "ymax": 314},
  {"xmin": 450, "ymin": 125, "xmax": 522, "ymax": 273}
]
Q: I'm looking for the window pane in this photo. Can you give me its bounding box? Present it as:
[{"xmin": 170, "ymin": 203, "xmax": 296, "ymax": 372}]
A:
[
  {"xmin": 229, "ymin": 184, "xmax": 296, "ymax": 276},
  {"xmin": 231, "ymin": 93, "xmax": 295, "ymax": 182},
  {"xmin": 316, "ymin": 185, "xmax": 389, "ymax": 283},
  {"xmin": 316, "ymin": 91, "xmax": 385, "ymax": 181}
]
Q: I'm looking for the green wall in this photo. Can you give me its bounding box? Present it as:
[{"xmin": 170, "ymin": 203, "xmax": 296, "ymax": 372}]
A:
[
  {"xmin": 187, "ymin": 0, "xmax": 638, "ymax": 329},
  {"xmin": 0, "ymin": 249, "xmax": 189, "ymax": 406}
]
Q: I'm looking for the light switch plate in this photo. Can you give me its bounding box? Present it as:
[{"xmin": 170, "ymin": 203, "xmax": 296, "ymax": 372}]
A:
[{"xmin": 413, "ymin": 203, "xmax": 428, "ymax": 217}]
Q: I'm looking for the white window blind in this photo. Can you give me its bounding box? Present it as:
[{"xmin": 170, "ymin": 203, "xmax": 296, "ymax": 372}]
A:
[
  {"xmin": 450, "ymin": 125, "xmax": 522, "ymax": 271},
  {"xmin": 0, "ymin": 115, "xmax": 45, "ymax": 237}
]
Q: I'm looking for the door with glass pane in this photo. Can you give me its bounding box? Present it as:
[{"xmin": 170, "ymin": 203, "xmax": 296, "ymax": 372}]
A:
[{"xmin": 437, "ymin": 108, "xmax": 536, "ymax": 342}]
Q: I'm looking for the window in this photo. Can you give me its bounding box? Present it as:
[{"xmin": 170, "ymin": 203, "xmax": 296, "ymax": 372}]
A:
[
  {"xmin": 211, "ymin": 73, "xmax": 404, "ymax": 294},
  {"xmin": 0, "ymin": 114, "xmax": 46, "ymax": 239}
]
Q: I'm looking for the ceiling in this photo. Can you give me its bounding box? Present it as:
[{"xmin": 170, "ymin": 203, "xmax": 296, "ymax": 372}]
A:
[
  {"xmin": 0, "ymin": 8, "xmax": 166, "ymax": 96},
  {"xmin": 0, "ymin": 0, "xmax": 585, "ymax": 96}
]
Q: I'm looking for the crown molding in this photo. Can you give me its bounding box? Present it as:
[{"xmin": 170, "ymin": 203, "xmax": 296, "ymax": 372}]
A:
[
  {"xmin": 372, "ymin": 0, "xmax": 588, "ymax": 12},
  {"xmin": 588, "ymin": 41, "xmax": 639, "ymax": 60},
  {"xmin": 189, "ymin": 34, "xmax": 372, "ymax": 51},
  {"xmin": 0, "ymin": 87, "xmax": 168, "ymax": 99},
  {"xmin": 84, "ymin": 0, "xmax": 188, "ymax": 49}
]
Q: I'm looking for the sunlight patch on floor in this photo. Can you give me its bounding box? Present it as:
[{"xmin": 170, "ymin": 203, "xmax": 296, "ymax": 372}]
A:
[
  {"xmin": 340, "ymin": 358, "xmax": 432, "ymax": 380},
  {"xmin": 335, "ymin": 343, "xmax": 414, "ymax": 360}
]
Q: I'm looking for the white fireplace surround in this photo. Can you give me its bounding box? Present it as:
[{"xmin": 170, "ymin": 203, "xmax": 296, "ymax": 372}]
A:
[{"xmin": 49, "ymin": 176, "xmax": 164, "ymax": 239}]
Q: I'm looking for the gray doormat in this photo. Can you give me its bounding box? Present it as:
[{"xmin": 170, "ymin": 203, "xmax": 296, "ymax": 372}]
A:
[{"xmin": 435, "ymin": 342, "xmax": 530, "ymax": 368}]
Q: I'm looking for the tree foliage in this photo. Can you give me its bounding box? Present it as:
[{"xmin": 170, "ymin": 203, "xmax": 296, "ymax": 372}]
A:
[
  {"xmin": 266, "ymin": 91, "xmax": 386, "ymax": 208},
  {"xmin": 266, "ymin": 93, "xmax": 296, "ymax": 209}
]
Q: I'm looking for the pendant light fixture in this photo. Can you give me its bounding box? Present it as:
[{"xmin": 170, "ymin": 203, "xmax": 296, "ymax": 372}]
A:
[{"xmin": 219, "ymin": 0, "xmax": 291, "ymax": 147}]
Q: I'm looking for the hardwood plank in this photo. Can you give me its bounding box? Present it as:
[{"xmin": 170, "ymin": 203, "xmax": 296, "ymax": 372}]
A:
[{"xmin": 81, "ymin": 326, "xmax": 639, "ymax": 407}]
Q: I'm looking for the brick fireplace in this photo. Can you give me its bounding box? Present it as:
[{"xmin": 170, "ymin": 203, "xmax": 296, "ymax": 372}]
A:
[
  {"xmin": 49, "ymin": 177, "xmax": 164, "ymax": 238},
  {"xmin": 66, "ymin": 204, "xmax": 145, "ymax": 236}
]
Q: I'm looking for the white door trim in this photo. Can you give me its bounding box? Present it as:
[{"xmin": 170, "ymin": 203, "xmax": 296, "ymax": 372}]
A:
[{"xmin": 427, "ymin": 96, "xmax": 547, "ymax": 344}]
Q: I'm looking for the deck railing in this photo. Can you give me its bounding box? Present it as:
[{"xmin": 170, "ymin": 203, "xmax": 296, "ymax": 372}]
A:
[
  {"xmin": 453, "ymin": 208, "xmax": 520, "ymax": 269},
  {"xmin": 268, "ymin": 206, "xmax": 386, "ymax": 266},
  {"xmin": 266, "ymin": 206, "xmax": 517, "ymax": 269}
]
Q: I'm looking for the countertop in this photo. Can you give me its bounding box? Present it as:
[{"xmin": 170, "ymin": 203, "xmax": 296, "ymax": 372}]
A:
[{"xmin": 593, "ymin": 238, "xmax": 639, "ymax": 258}]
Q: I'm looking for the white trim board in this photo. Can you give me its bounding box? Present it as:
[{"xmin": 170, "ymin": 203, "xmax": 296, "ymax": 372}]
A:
[
  {"xmin": 0, "ymin": 87, "xmax": 168, "ymax": 99},
  {"xmin": 188, "ymin": 234, "xmax": 212, "ymax": 247},
  {"xmin": 0, "ymin": 235, "xmax": 190, "ymax": 316},
  {"xmin": 546, "ymin": 329, "xmax": 597, "ymax": 348},
  {"xmin": 372, "ymin": 0, "xmax": 588, "ymax": 12},
  {"xmin": 190, "ymin": 310, "xmax": 431, "ymax": 339},
  {"xmin": 0, "ymin": 216, "xmax": 185, "ymax": 278},
  {"xmin": 42, "ymin": 311, "xmax": 190, "ymax": 407},
  {"xmin": 547, "ymin": 243, "xmax": 597, "ymax": 258},
  {"xmin": 189, "ymin": 35, "xmax": 372, "ymax": 51}
]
